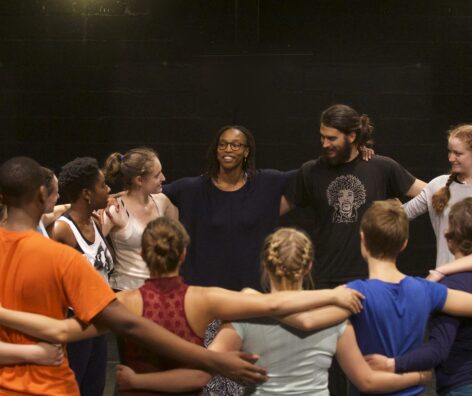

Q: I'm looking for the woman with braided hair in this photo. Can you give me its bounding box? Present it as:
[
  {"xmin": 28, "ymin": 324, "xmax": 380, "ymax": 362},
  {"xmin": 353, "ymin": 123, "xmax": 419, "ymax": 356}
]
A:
[
  {"xmin": 115, "ymin": 227, "xmax": 430, "ymax": 395},
  {"xmin": 0, "ymin": 218, "xmax": 366, "ymax": 395},
  {"xmin": 403, "ymin": 124, "xmax": 472, "ymax": 269}
]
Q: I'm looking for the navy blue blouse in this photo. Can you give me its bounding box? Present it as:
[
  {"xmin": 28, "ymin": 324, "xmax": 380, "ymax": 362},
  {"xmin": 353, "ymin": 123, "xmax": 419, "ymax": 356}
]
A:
[{"xmin": 163, "ymin": 169, "xmax": 295, "ymax": 291}]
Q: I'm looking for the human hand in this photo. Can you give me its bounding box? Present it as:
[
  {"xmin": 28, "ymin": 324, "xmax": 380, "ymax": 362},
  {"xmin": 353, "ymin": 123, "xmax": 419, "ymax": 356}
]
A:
[
  {"xmin": 333, "ymin": 285, "xmax": 365, "ymax": 314},
  {"xmin": 31, "ymin": 343, "xmax": 64, "ymax": 366},
  {"xmin": 103, "ymin": 200, "xmax": 127, "ymax": 230},
  {"xmin": 364, "ymin": 353, "xmax": 394, "ymax": 372},
  {"xmin": 212, "ymin": 351, "xmax": 268, "ymax": 385},
  {"xmin": 116, "ymin": 364, "xmax": 136, "ymax": 390},
  {"xmin": 359, "ymin": 146, "xmax": 375, "ymax": 161},
  {"xmin": 427, "ymin": 269, "xmax": 445, "ymax": 282}
]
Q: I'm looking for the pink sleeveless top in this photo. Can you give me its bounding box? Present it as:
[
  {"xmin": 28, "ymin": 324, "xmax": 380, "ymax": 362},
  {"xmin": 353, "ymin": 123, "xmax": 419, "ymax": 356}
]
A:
[{"xmin": 121, "ymin": 276, "xmax": 204, "ymax": 396}]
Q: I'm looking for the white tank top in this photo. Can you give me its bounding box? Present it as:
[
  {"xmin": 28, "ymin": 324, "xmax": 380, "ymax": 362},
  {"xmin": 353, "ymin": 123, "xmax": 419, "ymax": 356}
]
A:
[
  {"xmin": 37, "ymin": 220, "xmax": 49, "ymax": 238},
  {"xmin": 58, "ymin": 215, "xmax": 114, "ymax": 283},
  {"xmin": 109, "ymin": 195, "xmax": 161, "ymax": 290}
]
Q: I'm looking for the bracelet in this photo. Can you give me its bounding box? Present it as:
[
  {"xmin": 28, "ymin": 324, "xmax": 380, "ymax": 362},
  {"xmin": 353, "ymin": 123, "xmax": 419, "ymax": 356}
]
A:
[
  {"xmin": 429, "ymin": 269, "xmax": 445, "ymax": 276},
  {"xmin": 417, "ymin": 371, "xmax": 424, "ymax": 385}
]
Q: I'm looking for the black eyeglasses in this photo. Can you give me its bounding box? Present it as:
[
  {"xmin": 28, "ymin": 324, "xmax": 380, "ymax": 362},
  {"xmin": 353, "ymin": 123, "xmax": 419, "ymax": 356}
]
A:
[{"xmin": 217, "ymin": 142, "xmax": 247, "ymax": 151}]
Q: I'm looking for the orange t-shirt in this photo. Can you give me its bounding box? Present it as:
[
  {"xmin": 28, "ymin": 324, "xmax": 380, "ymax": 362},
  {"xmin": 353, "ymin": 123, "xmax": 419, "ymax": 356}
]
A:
[{"xmin": 0, "ymin": 229, "xmax": 116, "ymax": 395}]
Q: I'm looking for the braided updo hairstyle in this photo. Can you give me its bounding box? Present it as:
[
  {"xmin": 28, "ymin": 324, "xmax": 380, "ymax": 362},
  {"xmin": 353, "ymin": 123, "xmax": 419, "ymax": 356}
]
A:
[
  {"xmin": 445, "ymin": 197, "xmax": 472, "ymax": 256},
  {"xmin": 141, "ymin": 217, "xmax": 190, "ymax": 276},
  {"xmin": 432, "ymin": 124, "xmax": 472, "ymax": 214},
  {"xmin": 261, "ymin": 228, "xmax": 314, "ymax": 291}
]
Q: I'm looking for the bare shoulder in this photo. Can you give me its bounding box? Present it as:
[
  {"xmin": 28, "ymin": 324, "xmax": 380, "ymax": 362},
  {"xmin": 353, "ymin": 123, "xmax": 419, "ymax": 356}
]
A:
[
  {"xmin": 152, "ymin": 193, "xmax": 178, "ymax": 219},
  {"xmin": 52, "ymin": 220, "xmax": 77, "ymax": 248},
  {"xmin": 151, "ymin": 193, "xmax": 171, "ymax": 206},
  {"xmin": 116, "ymin": 289, "xmax": 143, "ymax": 315}
]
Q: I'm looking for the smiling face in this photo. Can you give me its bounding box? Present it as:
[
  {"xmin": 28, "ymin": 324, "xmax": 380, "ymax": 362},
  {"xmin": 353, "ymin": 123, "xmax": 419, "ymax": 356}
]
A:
[
  {"xmin": 140, "ymin": 156, "xmax": 165, "ymax": 194},
  {"xmin": 216, "ymin": 128, "xmax": 249, "ymax": 172},
  {"xmin": 448, "ymin": 136, "xmax": 472, "ymax": 178},
  {"xmin": 320, "ymin": 124, "xmax": 355, "ymax": 165}
]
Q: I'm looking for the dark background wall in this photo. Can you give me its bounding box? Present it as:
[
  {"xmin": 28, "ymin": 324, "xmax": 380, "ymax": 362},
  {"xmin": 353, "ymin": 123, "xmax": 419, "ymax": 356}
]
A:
[{"xmin": 2, "ymin": 0, "xmax": 472, "ymax": 275}]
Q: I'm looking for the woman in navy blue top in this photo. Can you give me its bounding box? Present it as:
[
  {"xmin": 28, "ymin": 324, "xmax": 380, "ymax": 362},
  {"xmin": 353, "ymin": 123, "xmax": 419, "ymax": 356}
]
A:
[{"xmin": 163, "ymin": 125, "xmax": 294, "ymax": 292}]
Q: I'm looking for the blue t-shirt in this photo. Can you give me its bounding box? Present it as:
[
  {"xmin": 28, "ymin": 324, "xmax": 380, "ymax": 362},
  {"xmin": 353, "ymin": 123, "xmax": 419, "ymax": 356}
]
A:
[
  {"xmin": 348, "ymin": 276, "xmax": 448, "ymax": 396},
  {"xmin": 163, "ymin": 169, "xmax": 295, "ymax": 291}
]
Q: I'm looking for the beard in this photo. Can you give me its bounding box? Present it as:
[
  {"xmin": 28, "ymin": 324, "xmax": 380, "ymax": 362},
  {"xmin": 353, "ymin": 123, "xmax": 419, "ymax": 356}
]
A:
[{"xmin": 322, "ymin": 136, "xmax": 352, "ymax": 166}]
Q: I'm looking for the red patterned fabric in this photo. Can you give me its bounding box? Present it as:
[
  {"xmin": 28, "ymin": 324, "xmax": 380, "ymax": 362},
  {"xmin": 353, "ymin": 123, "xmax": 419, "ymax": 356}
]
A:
[{"xmin": 121, "ymin": 276, "xmax": 204, "ymax": 396}]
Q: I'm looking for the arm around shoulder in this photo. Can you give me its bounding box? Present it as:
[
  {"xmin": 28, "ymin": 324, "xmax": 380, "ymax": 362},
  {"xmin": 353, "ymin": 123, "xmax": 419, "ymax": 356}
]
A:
[
  {"xmin": 406, "ymin": 179, "xmax": 427, "ymax": 198},
  {"xmin": 336, "ymin": 322, "xmax": 429, "ymax": 393}
]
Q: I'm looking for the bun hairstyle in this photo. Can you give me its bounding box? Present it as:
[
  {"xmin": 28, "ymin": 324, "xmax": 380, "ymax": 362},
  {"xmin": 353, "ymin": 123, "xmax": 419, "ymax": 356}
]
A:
[
  {"xmin": 103, "ymin": 147, "xmax": 158, "ymax": 189},
  {"xmin": 261, "ymin": 228, "xmax": 314, "ymax": 291},
  {"xmin": 141, "ymin": 217, "xmax": 190, "ymax": 276},
  {"xmin": 432, "ymin": 124, "xmax": 472, "ymax": 214},
  {"xmin": 445, "ymin": 197, "xmax": 472, "ymax": 256},
  {"xmin": 321, "ymin": 104, "xmax": 374, "ymax": 148}
]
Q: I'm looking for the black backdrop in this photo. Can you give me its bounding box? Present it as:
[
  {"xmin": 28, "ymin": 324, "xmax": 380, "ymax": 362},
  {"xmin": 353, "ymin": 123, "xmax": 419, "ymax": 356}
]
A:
[{"xmin": 2, "ymin": 0, "xmax": 472, "ymax": 275}]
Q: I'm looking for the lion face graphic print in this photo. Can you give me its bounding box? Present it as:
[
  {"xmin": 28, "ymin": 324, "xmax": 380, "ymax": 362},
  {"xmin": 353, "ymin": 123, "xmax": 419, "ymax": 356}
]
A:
[{"xmin": 326, "ymin": 175, "xmax": 367, "ymax": 223}]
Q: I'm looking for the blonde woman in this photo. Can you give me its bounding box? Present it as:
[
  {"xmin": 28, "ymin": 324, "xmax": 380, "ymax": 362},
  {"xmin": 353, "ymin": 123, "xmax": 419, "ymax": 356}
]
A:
[
  {"xmin": 102, "ymin": 147, "xmax": 177, "ymax": 290},
  {"xmin": 115, "ymin": 228, "xmax": 429, "ymax": 395},
  {"xmin": 0, "ymin": 218, "xmax": 364, "ymax": 395}
]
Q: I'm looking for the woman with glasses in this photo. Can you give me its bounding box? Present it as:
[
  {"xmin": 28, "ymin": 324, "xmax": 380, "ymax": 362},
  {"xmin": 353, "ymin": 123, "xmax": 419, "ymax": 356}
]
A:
[{"xmin": 163, "ymin": 125, "xmax": 294, "ymax": 293}]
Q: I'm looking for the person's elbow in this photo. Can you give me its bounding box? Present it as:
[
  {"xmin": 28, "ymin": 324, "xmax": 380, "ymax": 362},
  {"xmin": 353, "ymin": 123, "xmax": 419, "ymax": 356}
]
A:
[
  {"xmin": 293, "ymin": 316, "xmax": 318, "ymax": 331},
  {"xmin": 355, "ymin": 378, "xmax": 376, "ymax": 393},
  {"xmin": 193, "ymin": 371, "xmax": 212, "ymax": 389},
  {"xmin": 93, "ymin": 300, "xmax": 141, "ymax": 338}
]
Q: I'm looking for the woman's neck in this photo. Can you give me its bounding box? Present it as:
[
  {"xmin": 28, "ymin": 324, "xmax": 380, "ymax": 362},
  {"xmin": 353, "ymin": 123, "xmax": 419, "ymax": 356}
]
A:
[
  {"xmin": 214, "ymin": 168, "xmax": 246, "ymax": 191},
  {"xmin": 150, "ymin": 269, "xmax": 179, "ymax": 278},
  {"xmin": 455, "ymin": 170, "xmax": 472, "ymax": 184},
  {"xmin": 269, "ymin": 279, "xmax": 303, "ymax": 293},
  {"xmin": 68, "ymin": 204, "xmax": 93, "ymax": 225},
  {"xmin": 126, "ymin": 188, "xmax": 150, "ymax": 205}
]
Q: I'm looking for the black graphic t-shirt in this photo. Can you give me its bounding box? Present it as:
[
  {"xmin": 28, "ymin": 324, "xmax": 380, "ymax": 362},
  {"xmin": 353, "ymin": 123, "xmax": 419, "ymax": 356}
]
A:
[{"xmin": 292, "ymin": 155, "xmax": 415, "ymax": 285}]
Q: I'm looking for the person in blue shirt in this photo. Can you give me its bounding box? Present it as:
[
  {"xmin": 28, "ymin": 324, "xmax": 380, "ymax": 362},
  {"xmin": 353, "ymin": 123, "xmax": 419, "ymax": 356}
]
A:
[
  {"xmin": 364, "ymin": 197, "xmax": 472, "ymax": 396},
  {"xmin": 271, "ymin": 199, "xmax": 472, "ymax": 396}
]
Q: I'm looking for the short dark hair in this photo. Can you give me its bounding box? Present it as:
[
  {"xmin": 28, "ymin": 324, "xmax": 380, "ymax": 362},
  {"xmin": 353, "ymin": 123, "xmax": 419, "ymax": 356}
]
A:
[
  {"xmin": 0, "ymin": 157, "xmax": 45, "ymax": 206},
  {"xmin": 321, "ymin": 104, "xmax": 374, "ymax": 148},
  {"xmin": 205, "ymin": 125, "xmax": 256, "ymax": 179},
  {"xmin": 59, "ymin": 157, "xmax": 101, "ymax": 202}
]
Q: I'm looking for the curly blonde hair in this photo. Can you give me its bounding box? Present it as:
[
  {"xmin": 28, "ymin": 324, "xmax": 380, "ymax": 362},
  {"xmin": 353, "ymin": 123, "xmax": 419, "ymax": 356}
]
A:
[{"xmin": 261, "ymin": 228, "xmax": 314, "ymax": 291}]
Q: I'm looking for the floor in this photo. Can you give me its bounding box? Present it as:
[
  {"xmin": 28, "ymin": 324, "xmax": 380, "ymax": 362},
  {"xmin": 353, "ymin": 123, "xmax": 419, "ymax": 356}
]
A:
[{"xmin": 104, "ymin": 334, "xmax": 118, "ymax": 396}]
